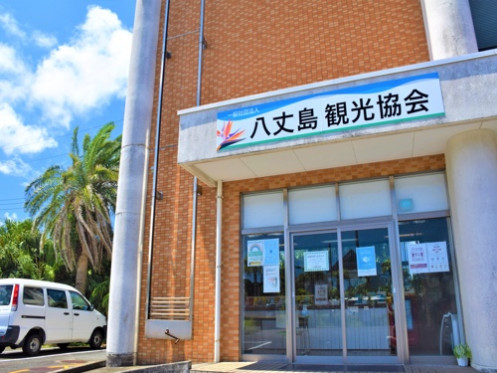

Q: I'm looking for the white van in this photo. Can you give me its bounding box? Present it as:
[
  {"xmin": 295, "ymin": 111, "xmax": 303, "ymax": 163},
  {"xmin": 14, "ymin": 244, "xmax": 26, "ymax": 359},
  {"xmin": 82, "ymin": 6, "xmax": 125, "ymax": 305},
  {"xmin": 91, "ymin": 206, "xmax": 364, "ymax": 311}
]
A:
[{"xmin": 0, "ymin": 278, "xmax": 107, "ymax": 356}]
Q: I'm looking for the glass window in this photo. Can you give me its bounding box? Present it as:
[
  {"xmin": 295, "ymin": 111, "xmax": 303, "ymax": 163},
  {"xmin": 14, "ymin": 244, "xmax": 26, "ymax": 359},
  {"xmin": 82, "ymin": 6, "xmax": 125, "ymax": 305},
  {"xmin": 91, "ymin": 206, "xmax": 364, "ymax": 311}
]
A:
[
  {"xmin": 339, "ymin": 179, "xmax": 391, "ymax": 220},
  {"xmin": 47, "ymin": 289, "xmax": 68, "ymax": 309},
  {"xmin": 289, "ymin": 185, "xmax": 337, "ymax": 225},
  {"xmin": 242, "ymin": 233, "xmax": 285, "ymax": 355},
  {"xmin": 242, "ymin": 192, "xmax": 284, "ymax": 229},
  {"xmin": 70, "ymin": 291, "xmax": 92, "ymax": 311},
  {"xmin": 395, "ymin": 173, "xmax": 448, "ymax": 214},
  {"xmin": 0, "ymin": 285, "xmax": 13, "ymax": 306},
  {"xmin": 469, "ymin": 0, "xmax": 497, "ymax": 51},
  {"xmin": 23, "ymin": 287, "xmax": 44, "ymax": 306},
  {"xmin": 399, "ymin": 218, "xmax": 458, "ymax": 356}
]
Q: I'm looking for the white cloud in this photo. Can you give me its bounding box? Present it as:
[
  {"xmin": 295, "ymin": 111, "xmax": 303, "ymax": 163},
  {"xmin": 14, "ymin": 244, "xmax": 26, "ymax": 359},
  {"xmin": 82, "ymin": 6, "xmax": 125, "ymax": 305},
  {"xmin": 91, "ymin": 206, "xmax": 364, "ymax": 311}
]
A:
[
  {"xmin": 0, "ymin": 103, "xmax": 58, "ymax": 155},
  {"xmin": 32, "ymin": 30, "xmax": 57, "ymax": 48},
  {"xmin": 0, "ymin": 43, "xmax": 27, "ymax": 74},
  {"xmin": 2, "ymin": 212, "xmax": 18, "ymax": 221},
  {"xmin": 0, "ymin": 156, "xmax": 31, "ymax": 177},
  {"xmin": 0, "ymin": 11, "xmax": 57, "ymax": 48},
  {"xmin": 30, "ymin": 6, "xmax": 132, "ymax": 127},
  {"xmin": 0, "ymin": 43, "xmax": 32, "ymax": 104},
  {"xmin": 0, "ymin": 13, "xmax": 26, "ymax": 39},
  {"xmin": 0, "ymin": 6, "xmax": 131, "ymax": 159}
]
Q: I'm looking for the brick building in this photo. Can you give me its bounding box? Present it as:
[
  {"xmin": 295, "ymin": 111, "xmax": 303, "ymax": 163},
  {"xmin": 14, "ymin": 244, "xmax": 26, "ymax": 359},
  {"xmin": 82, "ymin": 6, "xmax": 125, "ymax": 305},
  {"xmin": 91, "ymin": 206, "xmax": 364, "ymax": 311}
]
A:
[{"xmin": 108, "ymin": 0, "xmax": 497, "ymax": 370}]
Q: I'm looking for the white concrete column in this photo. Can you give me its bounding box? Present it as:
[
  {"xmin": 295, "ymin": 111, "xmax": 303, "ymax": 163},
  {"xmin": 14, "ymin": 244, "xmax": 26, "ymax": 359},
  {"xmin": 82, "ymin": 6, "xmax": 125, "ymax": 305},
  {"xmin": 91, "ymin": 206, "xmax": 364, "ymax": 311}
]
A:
[
  {"xmin": 445, "ymin": 129, "xmax": 497, "ymax": 371},
  {"xmin": 421, "ymin": 0, "xmax": 478, "ymax": 60},
  {"xmin": 107, "ymin": 0, "xmax": 161, "ymax": 367}
]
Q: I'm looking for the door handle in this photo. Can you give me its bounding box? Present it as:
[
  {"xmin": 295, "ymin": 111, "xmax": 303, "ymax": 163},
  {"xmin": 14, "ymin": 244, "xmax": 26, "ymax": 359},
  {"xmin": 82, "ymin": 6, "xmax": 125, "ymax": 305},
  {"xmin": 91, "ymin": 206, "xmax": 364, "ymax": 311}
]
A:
[
  {"xmin": 64, "ymin": 312, "xmax": 70, "ymax": 315},
  {"xmin": 74, "ymin": 313, "xmax": 80, "ymax": 316}
]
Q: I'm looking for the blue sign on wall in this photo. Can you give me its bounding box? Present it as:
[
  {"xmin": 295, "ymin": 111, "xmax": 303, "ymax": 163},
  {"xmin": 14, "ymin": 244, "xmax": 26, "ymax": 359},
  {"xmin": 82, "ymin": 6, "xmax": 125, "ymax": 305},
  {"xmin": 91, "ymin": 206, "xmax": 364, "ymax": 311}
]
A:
[{"xmin": 217, "ymin": 73, "xmax": 445, "ymax": 151}]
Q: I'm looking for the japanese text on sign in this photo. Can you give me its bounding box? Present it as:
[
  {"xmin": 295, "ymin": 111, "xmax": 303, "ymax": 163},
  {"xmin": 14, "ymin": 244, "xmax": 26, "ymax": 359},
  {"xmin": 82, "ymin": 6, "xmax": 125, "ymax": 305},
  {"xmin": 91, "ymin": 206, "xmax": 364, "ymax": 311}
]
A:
[{"xmin": 216, "ymin": 73, "xmax": 444, "ymax": 151}]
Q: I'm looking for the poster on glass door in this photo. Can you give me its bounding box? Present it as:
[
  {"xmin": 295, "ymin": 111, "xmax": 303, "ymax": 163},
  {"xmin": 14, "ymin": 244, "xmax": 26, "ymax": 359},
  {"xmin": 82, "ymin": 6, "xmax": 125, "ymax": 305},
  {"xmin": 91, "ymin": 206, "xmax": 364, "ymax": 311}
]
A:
[
  {"xmin": 315, "ymin": 284, "xmax": 328, "ymax": 305},
  {"xmin": 247, "ymin": 239, "xmax": 279, "ymax": 267},
  {"xmin": 304, "ymin": 250, "xmax": 329, "ymax": 272},
  {"xmin": 406, "ymin": 241, "xmax": 449, "ymax": 275},
  {"xmin": 263, "ymin": 266, "xmax": 280, "ymax": 293},
  {"xmin": 356, "ymin": 246, "xmax": 377, "ymax": 277},
  {"xmin": 247, "ymin": 239, "xmax": 281, "ymax": 293}
]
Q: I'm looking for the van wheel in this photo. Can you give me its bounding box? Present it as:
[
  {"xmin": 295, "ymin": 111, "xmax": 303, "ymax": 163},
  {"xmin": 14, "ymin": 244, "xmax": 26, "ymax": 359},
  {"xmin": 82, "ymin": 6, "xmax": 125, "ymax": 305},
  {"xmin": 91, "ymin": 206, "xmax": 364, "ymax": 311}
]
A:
[
  {"xmin": 23, "ymin": 333, "xmax": 42, "ymax": 356},
  {"xmin": 89, "ymin": 329, "xmax": 104, "ymax": 349},
  {"xmin": 57, "ymin": 343, "xmax": 69, "ymax": 350}
]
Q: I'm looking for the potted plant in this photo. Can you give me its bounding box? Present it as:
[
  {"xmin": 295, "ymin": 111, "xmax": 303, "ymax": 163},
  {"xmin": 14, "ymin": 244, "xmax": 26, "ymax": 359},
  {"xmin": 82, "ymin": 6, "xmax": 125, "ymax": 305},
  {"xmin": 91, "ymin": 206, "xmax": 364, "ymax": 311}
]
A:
[{"xmin": 453, "ymin": 343, "xmax": 472, "ymax": 366}]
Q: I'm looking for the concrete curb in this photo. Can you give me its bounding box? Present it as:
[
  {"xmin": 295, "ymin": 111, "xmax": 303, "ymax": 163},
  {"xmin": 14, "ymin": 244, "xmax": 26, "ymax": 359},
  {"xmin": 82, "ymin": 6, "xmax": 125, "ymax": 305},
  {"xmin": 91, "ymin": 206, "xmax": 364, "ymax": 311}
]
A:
[
  {"xmin": 54, "ymin": 360, "xmax": 191, "ymax": 373},
  {"xmin": 53, "ymin": 360, "xmax": 106, "ymax": 373},
  {"xmin": 118, "ymin": 361, "xmax": 191, "ymax": 373}
]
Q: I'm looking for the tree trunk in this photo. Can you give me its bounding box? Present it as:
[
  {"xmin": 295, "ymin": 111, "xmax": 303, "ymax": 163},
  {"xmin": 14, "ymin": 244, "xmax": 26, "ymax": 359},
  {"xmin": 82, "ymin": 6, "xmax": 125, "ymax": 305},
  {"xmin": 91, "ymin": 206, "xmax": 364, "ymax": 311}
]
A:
[{"xmin": 75, "ymin": 253, "xmax": 89, "ymax": 294}]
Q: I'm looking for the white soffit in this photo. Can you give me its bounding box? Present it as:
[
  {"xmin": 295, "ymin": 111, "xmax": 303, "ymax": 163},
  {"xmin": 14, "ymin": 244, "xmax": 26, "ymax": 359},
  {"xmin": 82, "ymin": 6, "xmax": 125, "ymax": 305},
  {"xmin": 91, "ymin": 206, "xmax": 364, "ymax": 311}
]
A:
[
  {"xmin": 352, "ymin": 132, "xmax": 414, "ymax": 164},
  {"xmin": 293, "ymin": 142, "xmax": 357, "ymax": 170},
  {"xmin": 189, "ymin": 119, "xmax": 495, "ymax": 186},
  {"xmin": 195, "ymin": 158, "xmax": 256, "ymax": 181},
  {"xmin": 412, "ymin": 122, "xmax": 481, "ymax": 155},
  {"xmin": 241, "ymin": 150, "xmax": 305, "ymax": 177}
]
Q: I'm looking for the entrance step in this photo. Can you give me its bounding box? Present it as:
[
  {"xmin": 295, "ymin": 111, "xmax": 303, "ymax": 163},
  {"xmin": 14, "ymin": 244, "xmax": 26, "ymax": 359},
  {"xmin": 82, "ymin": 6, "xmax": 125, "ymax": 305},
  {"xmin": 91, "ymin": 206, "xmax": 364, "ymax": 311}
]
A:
[
  {"xmin": 191, "ymin": 362, "xmax": 475, "ymax": 373},
  {"xmin": 284, "ymin": 364, "xmax": 404, "ymax": 372},
  {"xmin": 192, "ymin": 362, "xmax": 405, "ymax": 373}
]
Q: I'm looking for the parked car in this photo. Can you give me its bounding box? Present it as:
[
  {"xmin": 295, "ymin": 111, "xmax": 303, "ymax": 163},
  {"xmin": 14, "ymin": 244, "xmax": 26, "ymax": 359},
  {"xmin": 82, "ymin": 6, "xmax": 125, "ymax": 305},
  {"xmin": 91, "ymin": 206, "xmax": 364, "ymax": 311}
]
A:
[{"xmin": 0, "ymin": 278, "xmax": 106, "ymax": 356}]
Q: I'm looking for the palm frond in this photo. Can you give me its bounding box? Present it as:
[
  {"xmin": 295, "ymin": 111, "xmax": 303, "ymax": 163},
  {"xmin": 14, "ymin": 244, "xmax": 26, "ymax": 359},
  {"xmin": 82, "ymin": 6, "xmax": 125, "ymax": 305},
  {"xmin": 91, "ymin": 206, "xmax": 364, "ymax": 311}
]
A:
[{"xmin": 24, "ymin": 123, "xmax": 121, "ymax": 286}]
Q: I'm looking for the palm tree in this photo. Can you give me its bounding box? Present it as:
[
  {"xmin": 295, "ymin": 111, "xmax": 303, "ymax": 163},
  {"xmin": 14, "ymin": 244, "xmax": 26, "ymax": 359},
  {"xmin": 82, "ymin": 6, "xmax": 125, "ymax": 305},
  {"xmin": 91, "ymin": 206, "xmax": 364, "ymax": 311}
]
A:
[
  {"xmin": 0, "ymin": 218, "xmax": 61, "ymax": 280},
  {"xmin": 25, "ymin": 122, "xmax": 121, "ymax": 294}
]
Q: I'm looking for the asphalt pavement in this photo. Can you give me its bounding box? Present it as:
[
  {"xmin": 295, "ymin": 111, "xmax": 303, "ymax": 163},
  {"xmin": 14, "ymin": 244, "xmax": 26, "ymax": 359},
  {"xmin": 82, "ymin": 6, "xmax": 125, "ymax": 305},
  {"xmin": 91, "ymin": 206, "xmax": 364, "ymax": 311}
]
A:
[{"xmin": 0, "ymin": 347, "xmax": 106, "ymax": 373}]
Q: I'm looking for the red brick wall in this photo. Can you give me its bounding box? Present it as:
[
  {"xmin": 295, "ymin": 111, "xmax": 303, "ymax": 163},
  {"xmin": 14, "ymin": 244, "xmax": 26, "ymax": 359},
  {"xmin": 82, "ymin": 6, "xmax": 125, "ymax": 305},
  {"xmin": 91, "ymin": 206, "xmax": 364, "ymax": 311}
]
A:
[
  {"xmin": 136, "ymin": 0, "xmax": 431, "ymax": 365},
  {"xmin": 201, "ymin": 0, "xmax": 429, "ymax": 103}
]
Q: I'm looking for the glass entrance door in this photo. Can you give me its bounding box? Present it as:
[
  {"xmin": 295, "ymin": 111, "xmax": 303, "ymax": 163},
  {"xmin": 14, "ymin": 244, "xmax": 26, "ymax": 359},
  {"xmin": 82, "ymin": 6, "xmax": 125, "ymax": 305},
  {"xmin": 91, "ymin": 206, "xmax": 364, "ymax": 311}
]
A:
[
  {"xmin": 341, "ymin": 227, "xmax": 397, "ymax": 360},
  {"xmin": 292, "ymin": 226, "xmax": 398, "ymax": 363},
  {"xmin": 293, "ymin": 232, "xmax": 341, "ymax": 358}
]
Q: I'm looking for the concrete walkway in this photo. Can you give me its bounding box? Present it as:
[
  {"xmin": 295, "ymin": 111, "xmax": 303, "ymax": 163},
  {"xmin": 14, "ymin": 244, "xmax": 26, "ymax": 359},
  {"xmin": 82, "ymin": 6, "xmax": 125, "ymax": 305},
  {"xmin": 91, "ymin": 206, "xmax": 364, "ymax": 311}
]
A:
[
  {"xmin": 190, "ymin": 361, "xmax": 476, "ymax": 373},
  {"xmin": 57, "ymin": 360, "xmax": 478, "ymax": 373}
]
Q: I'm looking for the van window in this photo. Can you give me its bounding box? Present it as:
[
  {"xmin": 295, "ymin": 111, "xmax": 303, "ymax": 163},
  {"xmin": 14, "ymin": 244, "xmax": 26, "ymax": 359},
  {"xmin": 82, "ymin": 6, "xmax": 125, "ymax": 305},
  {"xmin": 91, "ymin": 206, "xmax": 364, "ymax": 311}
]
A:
[
  {"xmin": 47, "ymin": 289, "xmax": 68, "ymax": 308},
  {"xmin": 70, "ymin": 291, "xmax": 91, "ymax": 311},
  {"xmin": 23, "ymin": 287, "xmax": 44, "ymax": 306},
  {"xmin": 0, "ymin": 285, "xmax": 13, "ymax": 305}
]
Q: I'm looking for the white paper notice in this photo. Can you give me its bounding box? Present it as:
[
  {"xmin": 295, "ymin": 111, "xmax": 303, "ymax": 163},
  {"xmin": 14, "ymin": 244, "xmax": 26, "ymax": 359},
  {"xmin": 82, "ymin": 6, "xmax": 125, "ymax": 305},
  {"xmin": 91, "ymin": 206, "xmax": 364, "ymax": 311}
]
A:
[
  {"xmin": 315, "ymin": 284, "xmax": 328, "ymax": 305},
  {"xmin": 263, "ymin": 265, "xmax": 280, "ymax": 293},
  {"xmin": 426, "ymin": 242, "xmax": 449, "ymax": 273},
  {"xmin": 407, "ymin": 243, "xmax": 428, "ymax": 275},
  {"xmin": 304, "ymin": 250, "xmax": 329, "ymax": 272}
]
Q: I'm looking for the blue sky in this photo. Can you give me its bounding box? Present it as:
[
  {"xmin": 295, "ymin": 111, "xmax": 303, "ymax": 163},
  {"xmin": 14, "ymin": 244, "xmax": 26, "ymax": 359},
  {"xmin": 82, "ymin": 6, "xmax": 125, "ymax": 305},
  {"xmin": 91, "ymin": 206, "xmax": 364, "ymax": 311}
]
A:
[{"xmin": 0, "ymin": 1, "xmax": 136, "ymax": 221}]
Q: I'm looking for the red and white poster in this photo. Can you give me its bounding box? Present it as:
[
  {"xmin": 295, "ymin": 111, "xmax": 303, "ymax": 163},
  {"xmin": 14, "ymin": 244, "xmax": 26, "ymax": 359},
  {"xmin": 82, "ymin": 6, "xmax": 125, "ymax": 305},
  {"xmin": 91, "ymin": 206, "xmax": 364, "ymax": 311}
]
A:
[{"xmin": 407, "ymin": 241, "xmax": 449, "ymax": 275}]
